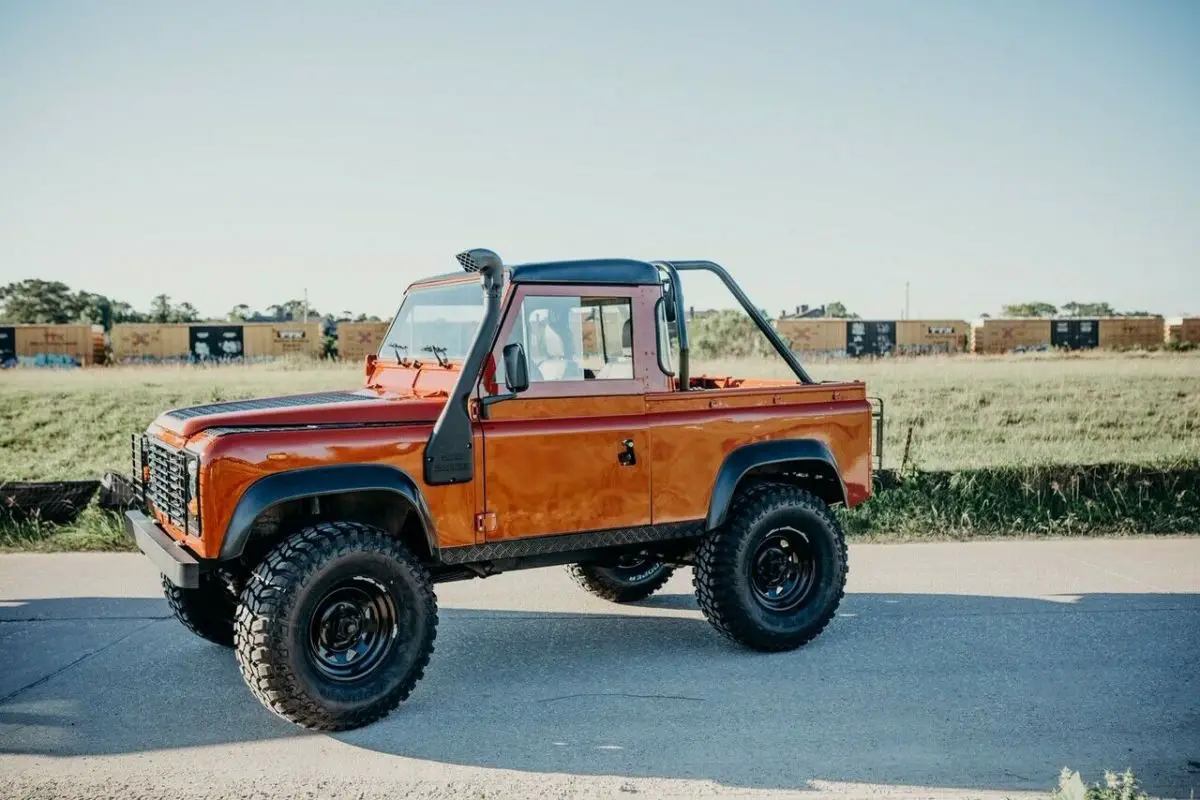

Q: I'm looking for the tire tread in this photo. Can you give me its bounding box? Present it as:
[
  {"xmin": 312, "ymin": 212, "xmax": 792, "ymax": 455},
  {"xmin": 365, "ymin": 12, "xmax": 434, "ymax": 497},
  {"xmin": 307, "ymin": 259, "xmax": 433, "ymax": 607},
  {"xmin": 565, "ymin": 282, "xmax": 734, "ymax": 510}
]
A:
[
  {"xmin": 693, "ymin": 483, "xmax": 848, "ymax": 651},
  {"xmin": 233, "ymin": 521, "xmax": 437, "ymax": 731}
]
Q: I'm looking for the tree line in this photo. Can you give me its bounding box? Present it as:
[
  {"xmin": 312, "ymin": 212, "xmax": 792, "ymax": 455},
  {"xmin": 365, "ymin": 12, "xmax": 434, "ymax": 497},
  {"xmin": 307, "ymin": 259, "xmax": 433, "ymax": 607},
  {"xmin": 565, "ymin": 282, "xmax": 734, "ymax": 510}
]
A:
[
  {"xmin": 0, "ymin": 280, "xmax": 382, "ymax": 330},
  {"xmin": 996, "ymin": 301, "xmax": 1152, "ymax": 318},
  {"xmin": 0, "ymin": 278, "xmax": 1157, "ymax": 329}
]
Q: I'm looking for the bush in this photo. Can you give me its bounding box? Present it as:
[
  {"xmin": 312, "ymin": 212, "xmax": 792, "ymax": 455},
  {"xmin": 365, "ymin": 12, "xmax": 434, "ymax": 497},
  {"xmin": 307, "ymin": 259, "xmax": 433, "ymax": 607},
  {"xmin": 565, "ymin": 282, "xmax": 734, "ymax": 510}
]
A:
[{"xmin": 1051, "ymin": 768, "xmax": 1152, "ymax": 800}]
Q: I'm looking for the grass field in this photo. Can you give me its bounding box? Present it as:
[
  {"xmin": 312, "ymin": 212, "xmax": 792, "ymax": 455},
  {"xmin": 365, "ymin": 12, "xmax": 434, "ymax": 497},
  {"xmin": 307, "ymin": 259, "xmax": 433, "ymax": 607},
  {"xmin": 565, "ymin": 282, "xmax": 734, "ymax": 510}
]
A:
[
  {"xmin": 1, "ymin": 351, "xmax": 1198, "ymax": 549},
  {"xmin": 1, "ymin": 351, "xmax": 1197, "ymax": 481}
]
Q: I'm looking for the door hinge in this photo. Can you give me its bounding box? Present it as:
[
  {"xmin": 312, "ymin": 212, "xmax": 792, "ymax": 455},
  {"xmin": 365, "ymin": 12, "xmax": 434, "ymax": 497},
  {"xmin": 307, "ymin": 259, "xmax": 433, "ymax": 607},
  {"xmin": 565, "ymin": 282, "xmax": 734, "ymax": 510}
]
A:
[{"xmin": 475, "ymin": 511, "xmax": 498, "ymax": 533}]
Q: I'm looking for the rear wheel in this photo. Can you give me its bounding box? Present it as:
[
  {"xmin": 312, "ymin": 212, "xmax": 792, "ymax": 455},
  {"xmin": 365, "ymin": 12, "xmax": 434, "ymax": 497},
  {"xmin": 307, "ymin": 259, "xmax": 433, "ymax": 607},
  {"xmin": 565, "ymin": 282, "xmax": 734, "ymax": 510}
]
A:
[
  {"xmin": 234, "ymin": 522, "xmax": 437, "ymax": 731},
  {"xmin": 163, "ymin": 573, "xmax": 235, "ymax": 647},
  {"xmin": 694, "ymin": 483, "xmax": 847, "ymax": 652},
  {"xmin": 568, "ymin": 556, "xmax": 674, "ymax": 603}
]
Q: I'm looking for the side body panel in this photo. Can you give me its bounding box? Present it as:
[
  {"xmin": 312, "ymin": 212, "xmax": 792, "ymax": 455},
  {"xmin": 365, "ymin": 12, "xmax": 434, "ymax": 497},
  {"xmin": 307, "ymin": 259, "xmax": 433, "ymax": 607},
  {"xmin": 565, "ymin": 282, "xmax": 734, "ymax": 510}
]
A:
[
  {"xmin": 646, "ymin": 383, "xmax": 872, "ymax": 525},
  {"xmin": 182, "ymin": 423, "xmax": 478, "ymax": 560}
]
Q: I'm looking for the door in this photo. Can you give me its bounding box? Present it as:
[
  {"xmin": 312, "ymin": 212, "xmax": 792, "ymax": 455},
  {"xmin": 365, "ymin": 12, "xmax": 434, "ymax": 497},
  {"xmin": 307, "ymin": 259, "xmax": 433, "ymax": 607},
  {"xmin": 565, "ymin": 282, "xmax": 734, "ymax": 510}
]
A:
[
  {"xmin": 1076, "ymin": 319, "xmax": 1099, "ymax": 349},
  {"xmin": 1051, "ymin": 319, "xmax": 1098, "ymax": 350},
  {"xmin": 846, "ymin": 320, "xmax": 896, "ymax": 357},
  {"xmin": 189, "ymin": 325, "xmax": 244, "ymax": 361},
  {"xmin": 477, "ymin": 286, "xmax": 654, "ymax": 541},
  {"xmin": 0, "ymin": 326, "xmax": 14, "ymax": 365}
]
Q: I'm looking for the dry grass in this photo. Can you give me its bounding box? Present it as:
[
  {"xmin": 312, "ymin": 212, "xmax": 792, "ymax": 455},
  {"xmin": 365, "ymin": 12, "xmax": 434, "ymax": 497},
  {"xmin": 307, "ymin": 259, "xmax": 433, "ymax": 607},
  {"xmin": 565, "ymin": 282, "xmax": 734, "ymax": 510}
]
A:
[
  {"xmin": 1, "ymin": 352, "xmax": 1197, "ymax": 481},
  {"xmin": 694, "ymin": 350, "xmax": 1200, "ymax": 470},
  {"xmin": 1, "ymin": 351, "xmax": 1197, "ymax": 548}
]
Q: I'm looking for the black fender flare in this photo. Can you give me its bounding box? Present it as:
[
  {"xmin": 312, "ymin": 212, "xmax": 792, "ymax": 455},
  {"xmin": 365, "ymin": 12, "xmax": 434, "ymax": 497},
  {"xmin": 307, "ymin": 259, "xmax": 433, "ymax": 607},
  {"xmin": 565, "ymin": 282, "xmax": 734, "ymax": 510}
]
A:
[
  {"xmin": 219, "ymin": 464, "xmax": 437, "ymax": 561},
  {"xmin": 706, "ymin": 439, "xmax": 846, "ymax": 530}
]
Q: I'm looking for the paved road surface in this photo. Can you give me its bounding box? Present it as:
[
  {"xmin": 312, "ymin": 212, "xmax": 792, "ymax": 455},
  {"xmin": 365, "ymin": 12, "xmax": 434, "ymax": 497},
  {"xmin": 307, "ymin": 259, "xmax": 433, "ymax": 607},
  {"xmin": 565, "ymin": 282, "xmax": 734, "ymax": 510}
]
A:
[{"xmin": 1, "ymin": 539, "xmax": 1198, "ymax": 799}]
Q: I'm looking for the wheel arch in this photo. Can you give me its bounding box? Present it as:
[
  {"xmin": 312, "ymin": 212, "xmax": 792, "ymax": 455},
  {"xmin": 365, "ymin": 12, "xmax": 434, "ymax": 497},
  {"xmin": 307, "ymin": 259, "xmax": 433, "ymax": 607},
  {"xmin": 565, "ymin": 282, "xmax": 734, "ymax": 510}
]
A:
[
  {"xmin": 219, "ymin": 464, "xmax": 437, "ymax": 562},
  {"xmin": 706, "ymin": 439, "xmax": 846, "ymax": 530}
]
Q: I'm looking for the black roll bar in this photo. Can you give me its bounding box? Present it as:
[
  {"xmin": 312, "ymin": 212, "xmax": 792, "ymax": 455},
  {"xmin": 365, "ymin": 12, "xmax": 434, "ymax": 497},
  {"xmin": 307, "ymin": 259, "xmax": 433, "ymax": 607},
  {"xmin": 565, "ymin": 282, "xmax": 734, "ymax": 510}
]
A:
[{"xmin": 655, "ymin": 260, "xmax": 813, "ymax": 388}]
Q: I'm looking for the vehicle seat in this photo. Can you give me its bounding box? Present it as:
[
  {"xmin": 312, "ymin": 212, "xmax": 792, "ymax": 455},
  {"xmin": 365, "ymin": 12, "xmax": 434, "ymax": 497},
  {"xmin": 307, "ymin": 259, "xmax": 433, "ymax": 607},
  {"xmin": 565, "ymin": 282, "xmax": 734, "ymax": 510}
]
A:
[
  {"xmin": 536, "ymin": 325, "xmax": 582, "ymax": 381},
  {"xmin": 597, "ymin": 318, "xmax": 633, "ymax": 379}
]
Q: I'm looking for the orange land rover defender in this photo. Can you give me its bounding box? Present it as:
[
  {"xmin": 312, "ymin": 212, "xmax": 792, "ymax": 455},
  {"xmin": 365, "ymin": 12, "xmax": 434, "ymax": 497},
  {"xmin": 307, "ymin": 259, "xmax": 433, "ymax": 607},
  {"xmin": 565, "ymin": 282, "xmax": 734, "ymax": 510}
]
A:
[{"xmin": 126, "ymin": 250, "xmax": 878, "ymax": 731}]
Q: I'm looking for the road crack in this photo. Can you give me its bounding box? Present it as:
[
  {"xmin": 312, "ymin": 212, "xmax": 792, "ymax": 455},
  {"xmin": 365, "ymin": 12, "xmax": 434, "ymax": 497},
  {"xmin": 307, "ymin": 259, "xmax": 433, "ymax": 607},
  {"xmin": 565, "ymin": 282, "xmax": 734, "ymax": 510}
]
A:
[
  {"xmin": 539, "ymin": 692, "xmax": 705, "ymax": 703},
  {"xmin": 0, "ymin": 618, "xmax": 164, "ymax": 705}
]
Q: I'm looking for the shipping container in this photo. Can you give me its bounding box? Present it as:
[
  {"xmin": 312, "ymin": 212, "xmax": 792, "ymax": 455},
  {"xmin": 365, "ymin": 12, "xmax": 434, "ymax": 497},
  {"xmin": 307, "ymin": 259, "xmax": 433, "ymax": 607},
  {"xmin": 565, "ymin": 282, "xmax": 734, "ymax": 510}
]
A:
[
  {"xmin": 896, "ymin": 320, "xmax": 970, "ymax": 354},
  {"xmin": 774, "ymin": 319, "xmax": 848, "ymax": 355},
  {"xmin": 1165, "ymin": 317, "xmax": 1200, "ymax": 345},
  {"xmin": 970, "ymin": 319, "xmax": 1054, "ymax": 354},
  {"xmin": 112, "ymin": 322, "xmax": 323, "ymax": 362},
  {"xmin": 1097, "ymin": 316, "xmax": 1165, "ymax": 349},
  {"xmin": 337, "ymin": 321, "xmax": 390, "ymax": 362},
  {"xmin": 0, "ymin": 324, "xmax": 99, "ymax": 366}
]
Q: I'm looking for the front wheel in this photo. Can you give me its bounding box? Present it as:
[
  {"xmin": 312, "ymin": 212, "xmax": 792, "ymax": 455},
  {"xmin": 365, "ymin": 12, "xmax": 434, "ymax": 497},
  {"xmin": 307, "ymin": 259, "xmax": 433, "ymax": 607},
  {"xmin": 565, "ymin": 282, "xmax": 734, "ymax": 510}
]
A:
[
  {"xmin": 234, "ymin": 522, "xmax": 438, "ymax": 731},
  {"xmin": 567, "ymin": 556, "xmax": 674, "ymax": 603},
  {"xmin": 694, "ymin": 484, "xmax": 848, "ymax": 652}
]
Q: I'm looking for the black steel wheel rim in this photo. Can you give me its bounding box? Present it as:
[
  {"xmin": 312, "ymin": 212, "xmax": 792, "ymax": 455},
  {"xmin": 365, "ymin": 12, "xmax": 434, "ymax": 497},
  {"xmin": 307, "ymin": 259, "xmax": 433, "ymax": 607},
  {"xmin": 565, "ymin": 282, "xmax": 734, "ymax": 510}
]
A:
[
  {"xmin": 307, "ymin": 577, "xmax": 399, "ymax": 682},
  {"xmin": 750, "ymin": 526, "xmax": 818, "ymax": 612}
]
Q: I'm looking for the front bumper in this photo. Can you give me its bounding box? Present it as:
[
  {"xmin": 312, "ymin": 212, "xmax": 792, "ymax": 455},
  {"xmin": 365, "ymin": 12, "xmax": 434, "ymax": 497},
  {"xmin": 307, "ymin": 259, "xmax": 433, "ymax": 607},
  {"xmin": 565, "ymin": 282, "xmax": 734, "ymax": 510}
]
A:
[{"xmin": 123, "ymin": 510, "xmax": 201, "ymax": 589}]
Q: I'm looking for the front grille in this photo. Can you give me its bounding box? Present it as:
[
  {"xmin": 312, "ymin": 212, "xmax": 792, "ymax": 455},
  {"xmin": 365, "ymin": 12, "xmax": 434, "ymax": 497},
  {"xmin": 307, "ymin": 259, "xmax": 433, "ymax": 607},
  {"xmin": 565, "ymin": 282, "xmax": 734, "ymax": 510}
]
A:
[{"xmin": 145, "ymin": 439, "xmax": 190, "ymax": 532}]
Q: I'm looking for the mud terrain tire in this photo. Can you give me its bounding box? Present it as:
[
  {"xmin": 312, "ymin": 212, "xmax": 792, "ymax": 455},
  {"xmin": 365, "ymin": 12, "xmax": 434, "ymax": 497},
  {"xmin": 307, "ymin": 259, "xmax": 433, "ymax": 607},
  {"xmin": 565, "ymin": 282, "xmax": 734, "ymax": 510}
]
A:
[
  {"xmin": 694, "ymin": 483, "xmax": 847, "ymax": 652},
  {"xmin": 234, "ymin": 522, "xmax": 437, "ymax": 731},
  {"xmin": 567, "ymin": 559, "xmax": 674, "ymax": 603},
  {"xmin": 163, "ymin": 573, "xmax": 236, "ymax": 647}
]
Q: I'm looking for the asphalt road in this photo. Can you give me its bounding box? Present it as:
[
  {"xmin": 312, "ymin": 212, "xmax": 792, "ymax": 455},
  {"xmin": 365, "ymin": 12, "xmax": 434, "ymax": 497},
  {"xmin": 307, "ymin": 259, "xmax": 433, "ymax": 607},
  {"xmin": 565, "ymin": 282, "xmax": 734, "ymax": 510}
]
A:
[{"xmin": 1, "ymin": 539, "xmax": 1198, "ymax": 799}]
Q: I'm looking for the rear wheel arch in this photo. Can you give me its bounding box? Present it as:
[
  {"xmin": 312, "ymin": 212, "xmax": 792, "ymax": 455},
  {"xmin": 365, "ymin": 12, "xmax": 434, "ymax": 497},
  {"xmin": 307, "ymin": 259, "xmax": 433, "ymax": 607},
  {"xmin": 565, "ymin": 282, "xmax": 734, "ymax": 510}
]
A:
[
  {"xmin": 220, "ymin": 465, "xmax": 437, "ymax": 564},
  {"xmin": 706, "ymin": 440, "xmax": 846, "ymax": 530}
]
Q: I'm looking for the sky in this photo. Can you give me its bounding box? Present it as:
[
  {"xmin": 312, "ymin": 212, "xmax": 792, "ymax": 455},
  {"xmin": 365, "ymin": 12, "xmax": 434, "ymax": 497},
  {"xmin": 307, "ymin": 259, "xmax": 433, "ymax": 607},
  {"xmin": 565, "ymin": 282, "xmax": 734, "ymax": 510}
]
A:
[{"xmin": 1, "ymin": 0, "xmax": 1198, "ymax": 321}]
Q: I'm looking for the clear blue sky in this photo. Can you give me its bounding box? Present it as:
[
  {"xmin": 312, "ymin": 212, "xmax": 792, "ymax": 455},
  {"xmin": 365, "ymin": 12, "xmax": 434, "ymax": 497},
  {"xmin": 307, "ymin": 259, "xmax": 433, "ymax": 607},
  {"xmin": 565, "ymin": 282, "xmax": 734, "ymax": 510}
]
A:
[{"xmin": 1, "ymin": 1, "xmax": 1197, "ymax": 320}]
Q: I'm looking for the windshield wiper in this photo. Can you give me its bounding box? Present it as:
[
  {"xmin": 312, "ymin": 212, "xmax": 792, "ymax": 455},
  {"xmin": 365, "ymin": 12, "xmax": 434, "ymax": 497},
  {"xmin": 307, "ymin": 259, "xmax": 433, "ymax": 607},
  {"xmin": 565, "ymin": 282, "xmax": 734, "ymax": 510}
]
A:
[
  {"xmin": 387, "ymin": 343, "xmax": 410, "ymax": 366},
  {"xmin": 422, "ymin": 345, "xmax": 450, "ymax": 368}
]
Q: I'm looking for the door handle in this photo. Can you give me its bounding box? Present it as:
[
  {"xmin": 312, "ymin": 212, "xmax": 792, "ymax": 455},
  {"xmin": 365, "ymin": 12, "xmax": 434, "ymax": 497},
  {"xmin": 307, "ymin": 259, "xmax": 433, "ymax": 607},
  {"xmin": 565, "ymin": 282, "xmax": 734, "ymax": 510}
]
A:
[{"xmin": 618, "ymin": 439, "xmax": 636, "ymax": 466}]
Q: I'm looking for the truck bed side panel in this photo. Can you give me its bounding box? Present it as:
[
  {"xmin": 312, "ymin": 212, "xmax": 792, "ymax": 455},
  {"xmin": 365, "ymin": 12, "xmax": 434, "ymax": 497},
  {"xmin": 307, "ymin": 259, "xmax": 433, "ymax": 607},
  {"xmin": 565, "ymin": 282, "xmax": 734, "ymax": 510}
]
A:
[{"xmin": 646, "ymin": 382, "xmax": 871, "ymax": 524}]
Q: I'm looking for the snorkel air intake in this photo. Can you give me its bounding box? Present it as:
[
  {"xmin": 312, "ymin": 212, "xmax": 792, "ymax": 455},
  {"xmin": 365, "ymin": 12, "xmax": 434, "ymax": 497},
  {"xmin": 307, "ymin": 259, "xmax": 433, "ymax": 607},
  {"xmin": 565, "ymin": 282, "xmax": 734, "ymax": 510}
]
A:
[{"xmin": 423, "ymin": 249, "xmax": 505, "ymax": 485}]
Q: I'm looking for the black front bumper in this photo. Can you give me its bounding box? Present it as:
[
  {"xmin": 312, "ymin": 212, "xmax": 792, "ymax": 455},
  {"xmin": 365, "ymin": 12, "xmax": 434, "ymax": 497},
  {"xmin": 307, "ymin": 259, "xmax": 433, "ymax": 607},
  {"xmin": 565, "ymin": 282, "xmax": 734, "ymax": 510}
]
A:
[{"xmin": 123, "ymin": 510, "xmax": 201, "ymax": 589}]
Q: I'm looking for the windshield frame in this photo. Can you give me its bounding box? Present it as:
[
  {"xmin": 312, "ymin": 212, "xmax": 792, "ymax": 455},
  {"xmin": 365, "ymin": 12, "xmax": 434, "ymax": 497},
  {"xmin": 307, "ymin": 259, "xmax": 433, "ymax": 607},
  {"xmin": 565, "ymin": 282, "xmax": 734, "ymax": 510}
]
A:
[{"xmin": 378, "ymin": 276, "xmax": 485, "ymax": 364}]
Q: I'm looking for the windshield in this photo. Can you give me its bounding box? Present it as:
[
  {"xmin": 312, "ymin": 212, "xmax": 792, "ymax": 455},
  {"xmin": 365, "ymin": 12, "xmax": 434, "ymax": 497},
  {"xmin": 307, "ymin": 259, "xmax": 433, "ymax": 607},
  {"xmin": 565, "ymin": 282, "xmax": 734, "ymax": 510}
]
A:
[{"xmin": 379, "ymin": 280, "xmax": 484, "ymax": 363}]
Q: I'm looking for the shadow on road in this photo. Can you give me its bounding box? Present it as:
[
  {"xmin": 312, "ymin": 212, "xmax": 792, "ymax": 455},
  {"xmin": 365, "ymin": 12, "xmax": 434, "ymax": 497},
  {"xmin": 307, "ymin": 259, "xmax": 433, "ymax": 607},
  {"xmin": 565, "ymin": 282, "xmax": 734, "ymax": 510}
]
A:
[{"xmin": 1, "ymin": 591, "xmax": 1198, "ymax": 795}]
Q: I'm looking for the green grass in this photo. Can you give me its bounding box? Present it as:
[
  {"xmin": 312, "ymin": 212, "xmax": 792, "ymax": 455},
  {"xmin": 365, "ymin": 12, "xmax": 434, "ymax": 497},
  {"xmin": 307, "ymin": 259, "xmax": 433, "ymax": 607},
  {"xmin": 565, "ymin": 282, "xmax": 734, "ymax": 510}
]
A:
[
  {"xmin": 839, "ymin": 461, "xmax": 1200, "ymax": 539},
  {"xmin": 0, "ymin": 505, "xmax": 129, "ymax": 552}
]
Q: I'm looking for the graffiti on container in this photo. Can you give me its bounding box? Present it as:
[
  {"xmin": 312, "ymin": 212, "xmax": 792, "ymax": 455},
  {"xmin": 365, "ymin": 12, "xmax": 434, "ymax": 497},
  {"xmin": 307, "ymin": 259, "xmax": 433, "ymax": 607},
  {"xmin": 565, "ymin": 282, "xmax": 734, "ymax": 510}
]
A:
[
  {"xmin": 274, "ymin": 328, "xmax": 311, "ymax": 353},
  {"xmin": 190, "ymin": 327, "xmax": 244, "ymax": 361},
  {"xmin": 1, "ymin": 354, "xmax": 82, "ymax": 368},
  {"xmin": 897, "ymin": 343, "xmax": 954, "ymax": 355},
  {"xmin": 846, "ymin": 321, "xmax": 896, "ymax": 358}
]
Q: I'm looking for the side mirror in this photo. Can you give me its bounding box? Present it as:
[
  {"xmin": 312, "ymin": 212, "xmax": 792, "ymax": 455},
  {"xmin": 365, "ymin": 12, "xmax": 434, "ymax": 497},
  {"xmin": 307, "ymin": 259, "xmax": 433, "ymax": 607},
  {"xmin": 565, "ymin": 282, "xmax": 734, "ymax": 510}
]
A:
[{"xmin": 502, "ymin": 343, "xmax": 529, "ymax": 393}]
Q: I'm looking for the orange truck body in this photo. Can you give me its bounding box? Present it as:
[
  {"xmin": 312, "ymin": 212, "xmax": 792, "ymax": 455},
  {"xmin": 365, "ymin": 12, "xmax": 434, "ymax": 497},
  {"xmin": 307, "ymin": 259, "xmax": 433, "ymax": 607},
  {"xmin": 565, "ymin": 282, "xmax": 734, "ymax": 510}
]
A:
[{"xmin": 129, "ymin": 258, "xmax": 874, "ymax": 583}]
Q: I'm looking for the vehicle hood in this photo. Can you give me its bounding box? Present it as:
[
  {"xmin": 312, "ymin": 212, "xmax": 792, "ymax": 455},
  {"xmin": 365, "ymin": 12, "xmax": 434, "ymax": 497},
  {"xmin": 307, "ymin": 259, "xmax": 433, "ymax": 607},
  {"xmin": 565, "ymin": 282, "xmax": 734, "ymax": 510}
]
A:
[{"xmin": 151, "ymin": 389, "xmax": 447, "ymax": 438}]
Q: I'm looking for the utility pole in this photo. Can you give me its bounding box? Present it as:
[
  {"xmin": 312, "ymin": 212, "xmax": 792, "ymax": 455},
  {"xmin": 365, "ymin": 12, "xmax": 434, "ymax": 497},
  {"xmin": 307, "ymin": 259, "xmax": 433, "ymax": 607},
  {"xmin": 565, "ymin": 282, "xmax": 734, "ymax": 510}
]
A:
[
  {"xmin": 904, "ymin": 281, "xmax": 910, "ymax": 320},
  {"xmin": 303, "ymin": 288, "xmax": 309, "ymax": 323}
]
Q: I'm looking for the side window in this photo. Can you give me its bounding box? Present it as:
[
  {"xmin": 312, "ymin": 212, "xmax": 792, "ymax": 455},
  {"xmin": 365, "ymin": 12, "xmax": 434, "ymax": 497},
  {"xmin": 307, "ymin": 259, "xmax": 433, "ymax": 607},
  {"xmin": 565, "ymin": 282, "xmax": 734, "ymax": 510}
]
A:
[{"xmin": 500, "ymin": 295, "xmax": 634, "ymax": 383}]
